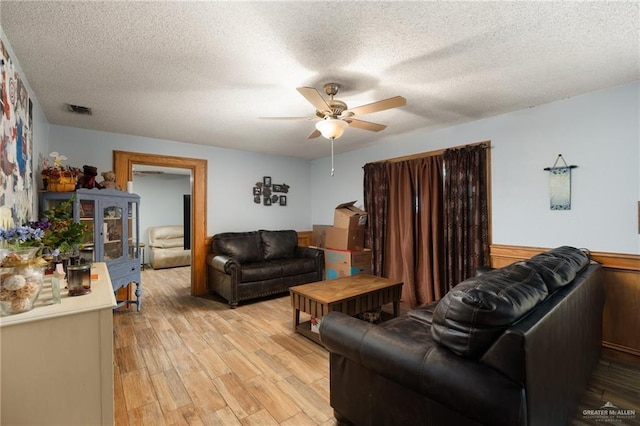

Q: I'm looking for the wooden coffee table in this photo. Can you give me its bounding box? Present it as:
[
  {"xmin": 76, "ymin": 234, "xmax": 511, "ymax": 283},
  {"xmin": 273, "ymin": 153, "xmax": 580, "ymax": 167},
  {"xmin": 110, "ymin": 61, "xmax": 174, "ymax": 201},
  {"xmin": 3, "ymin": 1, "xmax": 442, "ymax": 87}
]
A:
[{"xmin": 289, "ymin": 274, "xmax": 403, "ymax": 343}]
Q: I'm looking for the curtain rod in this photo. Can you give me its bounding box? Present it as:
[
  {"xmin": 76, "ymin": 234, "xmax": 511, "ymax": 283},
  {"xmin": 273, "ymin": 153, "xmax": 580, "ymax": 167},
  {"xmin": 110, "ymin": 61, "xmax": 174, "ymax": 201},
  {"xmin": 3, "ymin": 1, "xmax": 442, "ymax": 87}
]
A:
[{"xmin": 369, "ymin": 140, "xmax": 490, "ymax": 164}]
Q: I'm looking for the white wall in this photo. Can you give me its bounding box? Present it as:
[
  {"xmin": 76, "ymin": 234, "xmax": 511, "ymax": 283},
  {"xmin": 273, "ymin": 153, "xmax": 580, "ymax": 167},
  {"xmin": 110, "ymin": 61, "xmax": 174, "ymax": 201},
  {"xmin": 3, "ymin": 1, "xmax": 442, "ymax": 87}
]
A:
[
  {"xmin": 311, "ymin": 82, "xmax": 640, "ymax": 255},
  {"xmin": 48, "ymin": 125, "xmax": 312, "ymax": 236},
  {"xmin": 5, "ymin": 24, "xmax": 639, "ymax": 254},
  {"xmin": 133, "ymin": 173, "xmax": 191, "ymax": 246},
  {"xmin": 0, "ymin": 28, "xmax": 50, "ymax": 221}
]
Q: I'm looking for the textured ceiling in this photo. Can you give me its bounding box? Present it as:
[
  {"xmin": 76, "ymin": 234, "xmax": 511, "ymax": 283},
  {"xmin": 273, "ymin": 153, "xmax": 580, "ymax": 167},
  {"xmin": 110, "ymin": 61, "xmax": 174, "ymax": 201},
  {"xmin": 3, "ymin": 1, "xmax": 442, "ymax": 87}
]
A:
[{"xmin": 1, "ymin": 1, "xmax": 638, "ymax": 160}]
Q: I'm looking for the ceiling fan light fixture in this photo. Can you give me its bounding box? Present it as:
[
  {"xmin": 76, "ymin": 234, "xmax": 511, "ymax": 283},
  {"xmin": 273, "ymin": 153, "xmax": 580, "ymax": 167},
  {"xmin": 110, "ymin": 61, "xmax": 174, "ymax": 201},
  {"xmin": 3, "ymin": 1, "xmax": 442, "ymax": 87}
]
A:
[{"xmin": 315, "ymin": 118, "xmax": 348, "ymax": 140}]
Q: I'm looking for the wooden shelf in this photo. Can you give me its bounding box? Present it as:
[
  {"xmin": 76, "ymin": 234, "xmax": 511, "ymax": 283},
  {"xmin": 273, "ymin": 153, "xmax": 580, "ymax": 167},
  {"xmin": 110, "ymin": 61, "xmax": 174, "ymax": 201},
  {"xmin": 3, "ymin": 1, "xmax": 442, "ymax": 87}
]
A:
[{"xmin": 295, "ymin": 320, "xmax": 321, "ymax": 345}]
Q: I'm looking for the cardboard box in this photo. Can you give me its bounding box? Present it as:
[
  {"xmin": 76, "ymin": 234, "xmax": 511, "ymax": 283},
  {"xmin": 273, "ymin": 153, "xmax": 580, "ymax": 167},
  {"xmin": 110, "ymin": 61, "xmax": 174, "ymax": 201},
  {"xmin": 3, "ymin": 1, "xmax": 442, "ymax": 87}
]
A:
[
  {"xmin": 311, "ymin": 224, "xmax": 332, "ymax": 248},
  {"xmin": 325, "ymin": 227, "xmax": 365, "ymax": 251},
  {"xmin": 333, "ymin": 201, "xmax": 367, "ymax": 229},
  {"xmin": 325, "ymin": 248, "xmax": 372, "ymax": 280}
]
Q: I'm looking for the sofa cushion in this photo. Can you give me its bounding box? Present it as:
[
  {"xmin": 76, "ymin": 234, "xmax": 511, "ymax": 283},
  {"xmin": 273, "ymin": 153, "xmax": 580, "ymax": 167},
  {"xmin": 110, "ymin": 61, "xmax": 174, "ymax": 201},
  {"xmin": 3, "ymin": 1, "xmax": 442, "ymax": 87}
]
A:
[
  {"xmin": 260, "ymin": 230, "xmax": 297, "ymax": 260},
  {"xmin": 150, "ymin": 237, "xmax": 184, "ymax": 249},
  {"xmin": 431, "ymin": 262, "xmax": 548, "ymax": 358},
  {"xmin": 522, "ymin": 246, "xmax": 590, "ymax": 292},
  {"xmin": 212, "ymin": 231, "xmax": 263, "ymax": 263},
  {"xmin": 241, "ymin": 262, "xmax": 282, "ymax": 282},
  {"xmin": 268, "ymin": 258, "xmax": 317, "ymax": 277},
  {"xmin": 149, "ymin": 225, "xmax": 184, "ymax": 241}
]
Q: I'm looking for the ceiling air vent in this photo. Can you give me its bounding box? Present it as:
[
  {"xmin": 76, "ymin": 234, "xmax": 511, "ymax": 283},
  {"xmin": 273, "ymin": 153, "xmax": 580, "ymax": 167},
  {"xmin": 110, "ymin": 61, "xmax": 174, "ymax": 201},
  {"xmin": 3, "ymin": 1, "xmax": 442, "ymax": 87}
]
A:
[{"xmin": 66, "ymin": 103, "xmax": 92, "ymax": 115}]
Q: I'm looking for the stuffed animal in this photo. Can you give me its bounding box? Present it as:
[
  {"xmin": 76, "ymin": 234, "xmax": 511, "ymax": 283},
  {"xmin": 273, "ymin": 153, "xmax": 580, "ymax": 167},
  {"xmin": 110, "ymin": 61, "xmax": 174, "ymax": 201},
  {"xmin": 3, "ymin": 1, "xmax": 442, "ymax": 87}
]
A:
[
  {"xmin": 76, "ymin": 165, "xmax": 103, "ymax": 189},
  {"xmin": 99, "ymin": 171, "xmax": 121, "ymax": 190}
]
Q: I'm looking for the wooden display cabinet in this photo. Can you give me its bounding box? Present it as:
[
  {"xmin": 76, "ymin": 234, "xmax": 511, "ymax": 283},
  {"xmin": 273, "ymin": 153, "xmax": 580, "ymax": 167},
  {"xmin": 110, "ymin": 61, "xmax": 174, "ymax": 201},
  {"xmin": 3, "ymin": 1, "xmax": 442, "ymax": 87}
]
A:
[{"xmin": 40, "ymin": 188, "xmax": 142, "ymax": 310}]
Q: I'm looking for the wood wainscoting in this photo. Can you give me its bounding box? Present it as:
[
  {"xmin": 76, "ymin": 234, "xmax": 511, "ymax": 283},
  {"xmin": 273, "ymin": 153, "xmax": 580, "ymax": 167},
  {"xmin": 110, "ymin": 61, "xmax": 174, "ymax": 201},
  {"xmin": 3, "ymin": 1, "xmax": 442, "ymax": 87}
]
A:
[
  {"xmin": 491, "ymin": 244, "xmax": 640, "ymax": 363},
  {"xmin": 297, "ymin": 230, "xmax": 312, "ymax": 247}
]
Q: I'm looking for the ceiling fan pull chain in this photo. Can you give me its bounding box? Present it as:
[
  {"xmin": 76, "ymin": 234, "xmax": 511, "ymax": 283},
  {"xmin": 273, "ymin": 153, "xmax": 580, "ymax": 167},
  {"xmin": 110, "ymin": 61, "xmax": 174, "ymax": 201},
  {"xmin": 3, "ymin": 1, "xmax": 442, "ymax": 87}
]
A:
[{"xmin": 331, "ymin": 137, "xmax": 335, "ymax": 176}]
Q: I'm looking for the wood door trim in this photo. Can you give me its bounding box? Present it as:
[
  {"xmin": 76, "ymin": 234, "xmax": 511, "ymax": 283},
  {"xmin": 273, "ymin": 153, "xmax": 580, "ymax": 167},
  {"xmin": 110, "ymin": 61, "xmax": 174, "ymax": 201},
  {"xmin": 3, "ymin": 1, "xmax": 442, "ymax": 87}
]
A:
[{"xmin": 113, "ymin": 151, "xmax": 208, "ymax": 296}]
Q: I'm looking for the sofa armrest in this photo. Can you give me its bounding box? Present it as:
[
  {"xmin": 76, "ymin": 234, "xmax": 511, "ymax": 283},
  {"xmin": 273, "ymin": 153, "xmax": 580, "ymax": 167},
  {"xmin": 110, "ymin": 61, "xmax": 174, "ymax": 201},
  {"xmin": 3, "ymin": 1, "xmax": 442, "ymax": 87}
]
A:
[
  {"xmin": 319, "ymin": 312, "xmax": 526, "ymax": 426},
  {"xmin": 208, "ymin": 254, "xmax": 240, "ymax": 275},
  {"xmin": 295, "ymin": 246, "xmax": 323, "ymax": 260}
]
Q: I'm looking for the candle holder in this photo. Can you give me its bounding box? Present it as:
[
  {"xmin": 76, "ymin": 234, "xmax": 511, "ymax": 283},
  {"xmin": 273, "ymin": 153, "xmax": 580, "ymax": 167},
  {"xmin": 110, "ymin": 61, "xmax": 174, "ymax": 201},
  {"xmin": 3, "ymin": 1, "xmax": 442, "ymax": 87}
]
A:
[{"xmin": 67, "ymin": 264, "xmax": 91, "ymax": 296}]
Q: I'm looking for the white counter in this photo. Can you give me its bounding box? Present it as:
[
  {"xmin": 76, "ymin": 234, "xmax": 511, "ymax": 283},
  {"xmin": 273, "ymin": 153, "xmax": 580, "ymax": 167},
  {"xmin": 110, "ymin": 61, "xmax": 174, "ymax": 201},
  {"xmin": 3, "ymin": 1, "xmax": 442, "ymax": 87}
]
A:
[{"xmin": 1, "ymin": 262, "xmax": 116, "ymax": 425}]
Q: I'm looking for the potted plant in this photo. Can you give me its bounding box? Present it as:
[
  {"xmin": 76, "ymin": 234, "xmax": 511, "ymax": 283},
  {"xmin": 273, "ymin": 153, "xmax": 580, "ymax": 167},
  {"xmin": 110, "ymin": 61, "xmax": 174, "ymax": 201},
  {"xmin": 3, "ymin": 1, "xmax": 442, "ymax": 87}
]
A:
[{"xmin": 39, "ymin": 197, "xmax": 90, "ymax": 266}]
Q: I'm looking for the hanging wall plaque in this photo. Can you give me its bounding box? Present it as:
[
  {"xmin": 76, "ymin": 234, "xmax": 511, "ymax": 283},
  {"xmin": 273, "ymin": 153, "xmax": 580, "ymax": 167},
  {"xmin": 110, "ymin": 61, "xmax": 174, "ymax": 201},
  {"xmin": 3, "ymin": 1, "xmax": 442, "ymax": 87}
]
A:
[{"xmin": 544, "ymin": 154, "xmax": 577, "ymax": 210}]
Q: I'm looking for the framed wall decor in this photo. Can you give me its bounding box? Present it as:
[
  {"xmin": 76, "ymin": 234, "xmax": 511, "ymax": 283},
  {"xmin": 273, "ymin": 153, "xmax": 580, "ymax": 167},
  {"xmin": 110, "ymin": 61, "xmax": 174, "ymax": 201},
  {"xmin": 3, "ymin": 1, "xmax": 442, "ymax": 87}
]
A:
[{"xmin": 253, "ymin": 176, "xmax": 290, "ymax": 206}]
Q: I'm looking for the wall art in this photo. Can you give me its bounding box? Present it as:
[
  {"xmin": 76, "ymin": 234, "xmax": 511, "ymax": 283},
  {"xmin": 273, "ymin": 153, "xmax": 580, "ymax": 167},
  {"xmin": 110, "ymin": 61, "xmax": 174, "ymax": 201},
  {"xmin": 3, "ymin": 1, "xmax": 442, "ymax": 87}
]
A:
[
  {"xmin": 253, "ymin": 177, "xmax": 290, "ymax": 206},
  {"xmin": 0, "ymin": 40, "xmax": 33, "ymax": 224},
  {"xmin": 544, "ymin": 154, "xmax": 577, "ymax": 210}
]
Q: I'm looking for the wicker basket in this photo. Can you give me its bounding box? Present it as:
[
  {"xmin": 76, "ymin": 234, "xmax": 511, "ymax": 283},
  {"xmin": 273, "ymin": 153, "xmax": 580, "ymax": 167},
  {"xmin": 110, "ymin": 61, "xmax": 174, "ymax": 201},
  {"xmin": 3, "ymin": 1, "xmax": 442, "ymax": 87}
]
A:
[{"xmin": 48, "ymin": 171, "xmax": 77, "ymax": 192}]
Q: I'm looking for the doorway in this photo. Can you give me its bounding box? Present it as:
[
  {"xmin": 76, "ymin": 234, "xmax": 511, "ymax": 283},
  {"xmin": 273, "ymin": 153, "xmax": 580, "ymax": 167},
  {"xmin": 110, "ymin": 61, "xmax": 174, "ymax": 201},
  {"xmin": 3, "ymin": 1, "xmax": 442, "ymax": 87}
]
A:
[{"xmin": 113, "ymin": 151, "xmax": 208, "ymax": 296}]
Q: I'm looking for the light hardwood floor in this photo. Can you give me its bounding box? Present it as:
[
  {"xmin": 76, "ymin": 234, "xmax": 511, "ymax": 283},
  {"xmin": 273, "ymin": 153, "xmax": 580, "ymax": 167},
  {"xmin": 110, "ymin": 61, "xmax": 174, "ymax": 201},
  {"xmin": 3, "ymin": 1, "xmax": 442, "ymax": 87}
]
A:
[{"xmin": 114, "ymin": 267, "xmax": 640, "ymax": 425}]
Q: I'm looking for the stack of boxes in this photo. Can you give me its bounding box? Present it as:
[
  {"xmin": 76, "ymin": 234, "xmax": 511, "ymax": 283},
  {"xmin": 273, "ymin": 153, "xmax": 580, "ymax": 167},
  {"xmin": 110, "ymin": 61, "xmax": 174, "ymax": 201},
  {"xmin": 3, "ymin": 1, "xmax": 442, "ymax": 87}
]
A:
[
  {"xmin": 310, "ymin": 201, "xmax": 374, "ymax": 332},
  {"xmin": 316, "ymin": 201, "xmax": 372, "ymax": 280}
]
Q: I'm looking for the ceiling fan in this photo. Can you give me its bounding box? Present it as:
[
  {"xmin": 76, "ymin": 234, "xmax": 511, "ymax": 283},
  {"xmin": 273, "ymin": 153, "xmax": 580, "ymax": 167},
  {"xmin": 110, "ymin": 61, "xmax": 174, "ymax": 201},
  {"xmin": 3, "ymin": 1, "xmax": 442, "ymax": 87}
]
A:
[
  {"xmin": 263, "ymin": 83, "xmax": 406, "ymax": 175},
  {"xmin": 264, "ymin": 83, "xmax": 407, "ymax": 141}
]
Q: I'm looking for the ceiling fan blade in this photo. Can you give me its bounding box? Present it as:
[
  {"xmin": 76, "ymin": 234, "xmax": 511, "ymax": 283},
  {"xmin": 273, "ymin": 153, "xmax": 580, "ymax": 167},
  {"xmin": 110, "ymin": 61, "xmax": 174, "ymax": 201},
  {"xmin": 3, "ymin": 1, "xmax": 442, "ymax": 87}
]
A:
[
  {"xmin": 297, "ymin": 86, "xmax": 331, "ymax": 113},
  {"xmin": 259, "ymin": 116, "xmax": 313, "ymax": 120},
  {"xmin": 347, "ymin": 96, "xmax": 406, "ymax": 116},
  {"xmin": 306, "ymin": 129, "xmax": 321, "ymax": 139},
  {"xmin": 347, "ymin": 118, "xmax": 387, "ymax": 132}
]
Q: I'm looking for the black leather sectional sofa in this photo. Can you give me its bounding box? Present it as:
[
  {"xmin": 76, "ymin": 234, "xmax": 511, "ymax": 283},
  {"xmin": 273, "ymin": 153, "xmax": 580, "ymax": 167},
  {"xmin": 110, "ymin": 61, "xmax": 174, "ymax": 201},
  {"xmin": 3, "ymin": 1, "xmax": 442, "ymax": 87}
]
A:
[{"xmin": 319, "ymin": 246, "xmax": 603, "ymax": 426}]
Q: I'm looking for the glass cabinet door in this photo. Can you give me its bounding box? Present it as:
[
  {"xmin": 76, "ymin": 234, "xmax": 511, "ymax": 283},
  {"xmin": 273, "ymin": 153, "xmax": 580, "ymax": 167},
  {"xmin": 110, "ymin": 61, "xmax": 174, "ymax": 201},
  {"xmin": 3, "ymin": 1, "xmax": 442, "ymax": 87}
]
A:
[
  {"xmin": 103, "ymin": 204, "xmax": 123, "ymax": 261},
  {"xmin": 127, "ymin": 200, "xmax": 139, "ymax": 262},
  {"xmin": 78, "ymin": 199, "xmax": 95, "ymax": 247}
]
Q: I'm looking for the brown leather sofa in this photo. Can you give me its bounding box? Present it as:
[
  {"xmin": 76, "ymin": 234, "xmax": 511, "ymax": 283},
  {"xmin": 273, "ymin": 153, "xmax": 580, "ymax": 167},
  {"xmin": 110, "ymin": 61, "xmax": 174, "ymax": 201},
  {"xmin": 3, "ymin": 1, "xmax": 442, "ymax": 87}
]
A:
[
  {"xmin": 319, "ymin": 246, "xmax": 603, "ymax": 426},
  {"xmin": 207, "ymin": 230, "xmax": 324, "ymax": 308}
]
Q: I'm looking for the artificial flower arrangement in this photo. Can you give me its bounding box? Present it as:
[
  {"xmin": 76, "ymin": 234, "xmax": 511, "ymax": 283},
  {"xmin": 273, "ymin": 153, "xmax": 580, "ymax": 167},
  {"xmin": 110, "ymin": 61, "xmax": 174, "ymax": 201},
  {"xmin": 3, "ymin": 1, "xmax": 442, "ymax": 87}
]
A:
[
  {"xmin": 41, "ymin": 152, "xmax": 81, "ymax": 192},
  {"xmin": 0, "ymin": 197, "xmax": 89, "ymax": 260},
  {"xmin": 0, "ymin": 198, "xmax": 90, "ymax": 314},
  {"xmin": 39, "ymin": 197, "xmax": 90, "ymax": 257},
  {"xmin": 0, "ymin": 224, "xmax": 45, "ymax": 249},
  {"xmin": 0, "ymin": 223, "xmax": 49, "ymax": 315}
]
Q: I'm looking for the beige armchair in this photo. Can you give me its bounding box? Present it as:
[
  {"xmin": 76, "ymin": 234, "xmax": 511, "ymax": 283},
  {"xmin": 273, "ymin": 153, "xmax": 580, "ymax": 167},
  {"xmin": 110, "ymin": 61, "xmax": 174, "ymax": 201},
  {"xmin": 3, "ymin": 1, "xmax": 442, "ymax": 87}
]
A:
[{"xmin": 148, "ymin": 225, "xmax": 191, "ymax": 269}]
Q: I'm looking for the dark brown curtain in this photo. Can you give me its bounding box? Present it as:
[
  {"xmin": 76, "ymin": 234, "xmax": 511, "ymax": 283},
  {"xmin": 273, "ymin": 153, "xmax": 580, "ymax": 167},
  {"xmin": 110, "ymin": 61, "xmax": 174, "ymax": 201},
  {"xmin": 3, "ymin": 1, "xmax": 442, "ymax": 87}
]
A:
[
  {"xmin": 443, "ymin": 145, "xmax": 490, "ymax": 290},
  {"xmin": 363, "ymin": 162, "xmax": 388, "ymax": 276},
  {"xmin": 385, "ymin": 157, "xmax": 444, "ymax": 307},
  {"xmin": 365, "ymin": 157, "xmax": 444, "ymax": 308}
]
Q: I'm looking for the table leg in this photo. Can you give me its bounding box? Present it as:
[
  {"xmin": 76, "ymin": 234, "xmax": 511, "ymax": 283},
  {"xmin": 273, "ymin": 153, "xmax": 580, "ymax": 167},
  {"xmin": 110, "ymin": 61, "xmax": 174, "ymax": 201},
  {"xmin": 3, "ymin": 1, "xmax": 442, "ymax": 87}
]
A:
[
  {"xmin": 393, "ymin": 300, "xmax": 399, "ymax": 317},
  {"xmin": 292, "ymin": 308, "xmax": 300, "ymax": 332}
]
